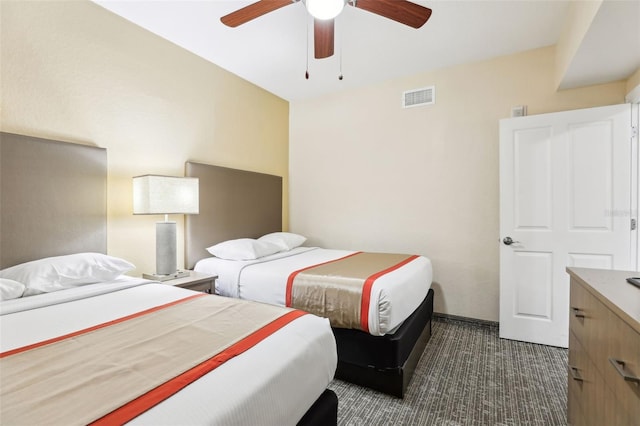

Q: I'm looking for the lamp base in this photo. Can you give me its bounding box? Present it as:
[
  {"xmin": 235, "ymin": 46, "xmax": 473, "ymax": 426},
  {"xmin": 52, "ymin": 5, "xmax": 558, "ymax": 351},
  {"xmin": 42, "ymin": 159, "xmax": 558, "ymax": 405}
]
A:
[
  {"xmin": 143, "ymin": 270, "xmax": 190, "ymax": 282},
  {"xmin": 156, "ymin": 221, "xmax": 177, "ymax": 275}
]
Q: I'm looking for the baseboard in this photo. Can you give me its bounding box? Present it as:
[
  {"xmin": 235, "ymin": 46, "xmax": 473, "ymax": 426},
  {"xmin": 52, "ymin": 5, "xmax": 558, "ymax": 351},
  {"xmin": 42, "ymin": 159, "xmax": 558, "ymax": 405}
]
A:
[{"xmin": 433, "ymin": 312, "xmax": 498, "ymax": 329}]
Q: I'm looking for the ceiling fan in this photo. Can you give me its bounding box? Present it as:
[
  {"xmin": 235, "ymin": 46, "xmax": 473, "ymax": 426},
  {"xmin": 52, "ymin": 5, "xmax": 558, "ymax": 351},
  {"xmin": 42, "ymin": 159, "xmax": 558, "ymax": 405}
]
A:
[{"xmin": 221, "ymin": 0, "xmax": 433, "ymax": 59}]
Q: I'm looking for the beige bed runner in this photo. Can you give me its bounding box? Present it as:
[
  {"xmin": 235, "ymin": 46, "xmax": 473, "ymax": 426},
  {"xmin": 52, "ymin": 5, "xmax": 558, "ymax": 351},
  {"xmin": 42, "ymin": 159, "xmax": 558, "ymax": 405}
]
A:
[
  {"xmin": 0, "ymin": 294, "xmax": 303, "ymax": 425},
  {"xmin": 286, "ymin": 252, "xmax": 418, "ymax": 332}
]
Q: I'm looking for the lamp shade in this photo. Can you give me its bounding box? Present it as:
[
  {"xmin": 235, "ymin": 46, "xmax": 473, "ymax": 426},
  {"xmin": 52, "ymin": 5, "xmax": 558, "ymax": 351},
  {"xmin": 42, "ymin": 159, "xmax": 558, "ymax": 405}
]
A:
[{"xmin": 133, "ymin": 175, "xmax": 199, "ymax": 215}]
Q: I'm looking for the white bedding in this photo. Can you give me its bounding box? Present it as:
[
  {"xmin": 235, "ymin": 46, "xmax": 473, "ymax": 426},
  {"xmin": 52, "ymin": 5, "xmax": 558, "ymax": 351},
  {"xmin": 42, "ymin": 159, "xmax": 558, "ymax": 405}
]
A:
[
  {"xmin": 0, "ymin": 277, "xmax": 337, "ymax": 425},
  {"xmin": 194, "ymin": 247, "xmax": 433, "ymax": 336}
]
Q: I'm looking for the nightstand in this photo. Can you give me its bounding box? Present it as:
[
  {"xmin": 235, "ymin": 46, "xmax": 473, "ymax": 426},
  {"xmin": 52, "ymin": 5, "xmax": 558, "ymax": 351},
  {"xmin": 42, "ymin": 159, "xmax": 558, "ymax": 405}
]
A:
[{"xmin": 160, "ymin": 271, "xmax": 217, "ymax": 293}]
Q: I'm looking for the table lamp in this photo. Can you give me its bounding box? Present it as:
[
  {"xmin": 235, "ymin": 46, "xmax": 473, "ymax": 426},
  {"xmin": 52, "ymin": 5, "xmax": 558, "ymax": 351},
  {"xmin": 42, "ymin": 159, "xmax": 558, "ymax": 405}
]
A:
[{"xmin": 133, "ymin": 175, "xmax": 199, "ymax": 281}]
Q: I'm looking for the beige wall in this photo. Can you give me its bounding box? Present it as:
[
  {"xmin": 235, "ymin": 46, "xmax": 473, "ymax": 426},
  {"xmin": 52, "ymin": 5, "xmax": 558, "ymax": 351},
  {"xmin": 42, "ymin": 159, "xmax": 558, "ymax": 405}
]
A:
[
  {"xmin": 0, "ymin": 0, "xmax": 289, "ymax": 276},
  {"xmin": 627, "ymin": 68, "xmax": 640, "ymax": 96},
  {"xmin": 289, "ymin": 46, "xmax": 627, "ymax": 321}
]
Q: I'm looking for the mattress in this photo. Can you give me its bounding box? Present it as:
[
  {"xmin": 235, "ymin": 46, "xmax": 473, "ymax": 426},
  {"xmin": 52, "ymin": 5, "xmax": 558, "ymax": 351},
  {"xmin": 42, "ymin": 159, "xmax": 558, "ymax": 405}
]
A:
[
  {"xmin": 0, "ymin": 277, "xmax": 337, "ymax": 425},
  {"xmin": 194, "ymin": 247, "xmax": 433, "ymax": 336}
]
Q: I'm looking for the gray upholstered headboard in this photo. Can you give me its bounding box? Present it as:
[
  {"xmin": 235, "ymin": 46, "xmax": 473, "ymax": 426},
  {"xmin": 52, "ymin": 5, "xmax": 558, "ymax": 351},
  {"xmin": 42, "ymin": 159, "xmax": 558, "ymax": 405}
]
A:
[
  {"xmin": 184, "ymin": 161, "xmax": 282, "ymax": 269},
  {"xmin": 0, "ymin": 132, "xmax": 107, "ymax": 269}
]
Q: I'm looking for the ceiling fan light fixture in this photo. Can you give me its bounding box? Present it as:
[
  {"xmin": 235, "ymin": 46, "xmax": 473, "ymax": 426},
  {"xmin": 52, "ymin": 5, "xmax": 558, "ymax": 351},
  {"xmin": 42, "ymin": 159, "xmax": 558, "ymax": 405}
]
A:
[{"xmin": 305, "ymin": 0, "xmax": 345, "ymax": 20}]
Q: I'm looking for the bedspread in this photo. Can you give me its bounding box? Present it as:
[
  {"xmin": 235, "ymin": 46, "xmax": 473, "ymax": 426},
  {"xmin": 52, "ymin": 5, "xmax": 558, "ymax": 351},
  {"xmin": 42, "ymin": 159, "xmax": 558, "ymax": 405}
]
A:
[
  {"xmin": 195, "ymin": 247, "xmax": 433, "ymax": 336},
  {"xmin": 287, "ymin": 252, "xmax": 419, "ymax": 332},
  {"xmin": 0, "ymin": 281, "xmax": 337, "ymax": 425}
]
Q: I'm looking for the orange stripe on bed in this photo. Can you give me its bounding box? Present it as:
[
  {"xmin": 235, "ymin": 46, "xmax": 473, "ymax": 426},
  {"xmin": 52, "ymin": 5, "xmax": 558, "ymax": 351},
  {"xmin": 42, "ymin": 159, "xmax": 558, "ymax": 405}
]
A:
[
  {"xmin": 360, "ymin": 255, "xmax": 420, "ymax": 331},
  {"xmin": 285, "ymin": 251, "xmax": 362, "ymax": 306},
  {"xmin": 90, "ymin": 309, "xmax": 307, "ymax": 425},
  {"xmin": 0, "ymin": 293, "xmax": 205, "ymax": 359}
]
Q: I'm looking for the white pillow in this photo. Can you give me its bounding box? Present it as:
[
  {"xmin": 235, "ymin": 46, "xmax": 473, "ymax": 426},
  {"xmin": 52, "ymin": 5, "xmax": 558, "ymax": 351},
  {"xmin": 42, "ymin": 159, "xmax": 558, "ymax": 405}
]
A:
[
  {"xmin": 0, "ymin": 278, "xmax": 26, "ymax": 301},
  {"xmin": 258, "ymin": 232, "xmax": 307, "ymax": 251},
  {"xmin": 0, "ymin": 253, "xmax": 135, "ymax": 296},
  {"xmin": 206, "ymin": 238, "xmax": 281, "ymax": 261}
]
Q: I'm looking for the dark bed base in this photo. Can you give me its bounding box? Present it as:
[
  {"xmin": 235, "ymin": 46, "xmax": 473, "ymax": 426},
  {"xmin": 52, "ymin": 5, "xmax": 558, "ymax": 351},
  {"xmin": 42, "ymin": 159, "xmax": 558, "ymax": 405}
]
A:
[
  {"xmin": 297, "ymin": 389, "xmax": 338, "ymax": 426},
  {"xmin": 332, "ymin": 288, "xmax": 434, "ymax": 398}
]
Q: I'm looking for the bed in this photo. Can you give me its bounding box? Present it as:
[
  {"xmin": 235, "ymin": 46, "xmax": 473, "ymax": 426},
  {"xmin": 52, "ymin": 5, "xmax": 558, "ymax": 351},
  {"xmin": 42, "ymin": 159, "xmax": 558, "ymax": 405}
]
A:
[
  {"xmin": 185, "ymin": 161, "xmax": 435, "ymax": 397},
  {"xmin": 0, "ymin": 132, "xmax": 338, "ymax": 425}
]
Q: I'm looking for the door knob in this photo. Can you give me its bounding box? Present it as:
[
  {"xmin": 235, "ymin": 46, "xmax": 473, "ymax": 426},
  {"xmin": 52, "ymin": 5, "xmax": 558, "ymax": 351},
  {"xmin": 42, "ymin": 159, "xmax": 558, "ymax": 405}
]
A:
[{"xmin": 503, "ymin": 236, "xmax": 520, "ymax": 246}]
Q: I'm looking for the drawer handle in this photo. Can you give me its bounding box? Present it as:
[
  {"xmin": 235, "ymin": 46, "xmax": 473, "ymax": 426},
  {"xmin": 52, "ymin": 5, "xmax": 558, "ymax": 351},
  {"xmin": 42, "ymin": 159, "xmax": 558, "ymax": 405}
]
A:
[
  {"xmin": 569, "ymin": 365, "xmax": 583, "ymax": 382},
  {"xmin": 609, "ymin": 358, "xmax": 640, "ymax": 384},
  {"xmin": 571, "ymin": 307, "xmax": 585, "ymax": 318}
]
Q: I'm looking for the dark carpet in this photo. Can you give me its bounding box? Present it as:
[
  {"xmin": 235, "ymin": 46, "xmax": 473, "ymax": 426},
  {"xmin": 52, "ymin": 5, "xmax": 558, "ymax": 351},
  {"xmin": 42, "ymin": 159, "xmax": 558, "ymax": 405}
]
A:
[{"xmin": 329, "ymin": 316, "xmax": 568, "ymax": 425}]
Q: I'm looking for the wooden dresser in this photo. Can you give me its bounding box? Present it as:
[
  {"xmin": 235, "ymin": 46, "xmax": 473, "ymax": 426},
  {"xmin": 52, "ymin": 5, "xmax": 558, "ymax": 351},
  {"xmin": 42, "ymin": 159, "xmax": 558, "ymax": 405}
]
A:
[{"xmin": 566, "ymin": 268, "xmax": 640, "ymax": 426}]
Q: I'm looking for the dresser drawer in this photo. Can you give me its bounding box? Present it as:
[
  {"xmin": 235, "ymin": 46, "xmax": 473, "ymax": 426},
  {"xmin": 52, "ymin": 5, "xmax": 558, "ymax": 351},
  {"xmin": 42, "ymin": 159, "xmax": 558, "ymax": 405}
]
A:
[
  {"xmin": 569, "ymin": 280, "xmax": 609, "ymax": 369},
  {"xmin": 603, "ymin": 309, "xmax": 640, "ymax": 424},
  {"xmin": 569, "ymin": 280, "xmax": 588, "ymax": 345},
  {"xmin": 568, "ymin": 332, "xmax": 585, "ymax": 425},
  {"xmin": 568, "ymin": 331, "xmax": 632, "ymax": 426},
  {"xmin": 567, "ymin": 386, "xmax": 584, "ymax": 426},
  {"xmin": 568, "ymin": 331, "xmax": 604, "ymax": 426}
]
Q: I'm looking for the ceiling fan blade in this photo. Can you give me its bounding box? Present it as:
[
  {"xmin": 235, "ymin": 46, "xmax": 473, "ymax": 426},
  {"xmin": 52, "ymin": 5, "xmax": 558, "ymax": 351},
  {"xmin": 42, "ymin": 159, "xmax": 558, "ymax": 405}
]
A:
[
  {"xmin": 221, "ymin": 0, "xmax": 294, "ymax": 27},
  {"xmin": 352, "ymin": 0, "xmax": 432, "ymax": 29},
  {"xmin": 314, "ymin": 19, "xmax": 335, "ymax": 59}
]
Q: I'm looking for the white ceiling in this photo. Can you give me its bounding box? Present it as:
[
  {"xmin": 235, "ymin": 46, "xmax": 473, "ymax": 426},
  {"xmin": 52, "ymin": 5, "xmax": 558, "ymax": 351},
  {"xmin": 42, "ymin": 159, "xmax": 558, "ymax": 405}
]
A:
[{"xmin": 94, "ymin": 0, "xmax": 640, "ymax": 102}]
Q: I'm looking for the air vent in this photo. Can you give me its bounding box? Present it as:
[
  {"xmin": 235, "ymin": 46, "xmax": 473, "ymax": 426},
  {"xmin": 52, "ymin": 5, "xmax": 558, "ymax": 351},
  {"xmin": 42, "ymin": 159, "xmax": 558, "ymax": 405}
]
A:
[{"xmin": 402, "ymin": 86, "xmax": 435, "ymax": 108}]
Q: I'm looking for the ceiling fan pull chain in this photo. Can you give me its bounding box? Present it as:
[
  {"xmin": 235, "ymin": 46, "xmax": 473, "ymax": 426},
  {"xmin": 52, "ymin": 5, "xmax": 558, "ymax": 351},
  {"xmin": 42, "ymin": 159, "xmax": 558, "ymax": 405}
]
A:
[
  {"xmin": 305, "ymin": 12, "xmax": 310, "ymax": 79},
  {"xmin": 338, "ymin": 19, "xmax": 343, "ymax": 81}
]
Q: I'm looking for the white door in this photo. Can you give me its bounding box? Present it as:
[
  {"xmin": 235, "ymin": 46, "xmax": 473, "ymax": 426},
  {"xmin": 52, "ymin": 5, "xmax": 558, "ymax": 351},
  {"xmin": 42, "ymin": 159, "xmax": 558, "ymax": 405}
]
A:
[{"xmin": 499, "ymin": 103, "xmax": 634, "ymax": 348}]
